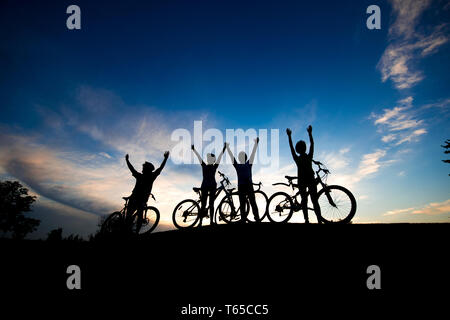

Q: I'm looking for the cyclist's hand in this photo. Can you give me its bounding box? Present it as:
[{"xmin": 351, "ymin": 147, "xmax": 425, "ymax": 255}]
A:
[
  {"xmin": 191, "ymin": 144, "xmax": 195, "ymax": 150},
  {"xmin": 254, "ymin": 137, "xmax": 259, "ymax": 143},
  {"xmin": 223, "ymin": 143, "xmax": 227, "ymax": 151},
  {"xmin": 307, "ymin": 125, "xmax": 312, "ymax": 133},
  {"xmin": 125, "ymin": 154, "xmax": 129, "ymax": 160},
  {"xmin": 286, "ymin": 128, "xmax": 292, "ymax": 136},
  {"xmin": 164, "ymin": 151, "xmax": 170, "ymax": 158},
  {"xmin": 225, "ymin": 142, "xmax": 230, "ymax": 148}
]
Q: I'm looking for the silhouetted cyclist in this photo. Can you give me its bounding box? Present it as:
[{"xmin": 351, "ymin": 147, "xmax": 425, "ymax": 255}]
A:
[
  {"xmin": 226, "ymin": 138, "xmax": 260, "ymax": 223},
  {"xmin": 191, "ymin": 143, "xmax": 226, "ymax": 224},
  {"xmin": 125, "ymin": 151, "xmax": 169, "ymax": 229},
  {"xmin": 286, "ymin": 126, "xmax": 322, "ymax": 224}
]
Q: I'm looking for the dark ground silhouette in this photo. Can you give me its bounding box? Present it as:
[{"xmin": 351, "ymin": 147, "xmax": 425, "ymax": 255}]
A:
[{"xmin": 1, "ymin": 223, "xmax": 448, "ymax": 317}]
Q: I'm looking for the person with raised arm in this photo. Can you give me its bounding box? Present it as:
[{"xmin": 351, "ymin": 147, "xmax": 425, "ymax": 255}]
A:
[
  {"xmin": 192, "ymin": 143, "xmax": 227, "ymax": 225},
  {"xmin": 286, "ymin": 126, "xmax": 322, "ymax": 224},
  {"xmin": 226, "ymin": 138, "xmax": 260, "ymax": 223},
  {"xmin": 125, "ymin": 151, "xmax": 169, "ymax": 229}
]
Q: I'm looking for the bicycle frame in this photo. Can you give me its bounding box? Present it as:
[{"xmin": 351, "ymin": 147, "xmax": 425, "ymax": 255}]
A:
[
  {"xmin": 122, "ymin": 193, "xmax": 156, "ymax": 220},
  {"xmin": 272, "ymin": 162, "xmax": 336, "ymax": 212},
  {"xmin": 192, "ymin": 174, "xmax": 235, "ymax": 212}
]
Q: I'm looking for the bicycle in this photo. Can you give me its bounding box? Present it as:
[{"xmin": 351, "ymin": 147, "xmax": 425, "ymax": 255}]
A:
[
  {"xmin": 267, "ymin": 161, "xmax": 356, "ymax": 224},
  {"xmin": 172, "ymin": 171, "xmax": 268, "ymax": 228},
  {"xmin": 101, "ymin": 194, "xmax": 160, "ymax": 235},
  {"xmin": 216, "ymin": 180, "xmax": 268, "ymax": 224}
]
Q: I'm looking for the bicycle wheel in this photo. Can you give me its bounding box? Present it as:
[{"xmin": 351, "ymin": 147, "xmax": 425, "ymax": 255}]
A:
[
  {"xmin": 134, "ymin": 206, "xmax": 160, "ymax": 235},
  {"xmin": 317, "ymin": 185, "xmax": 356, "ymax": 224},
  {"xmin": 100, "ymin": 211, "xmax": 124, "ymax": 234},
  {"xmin": 246, "ymin": 190, "xmax": 268, "ymax": 222},
  {"xmin": 214, "ymin": 199, "xmax": 226, "ymax": 224},
  {"xmin": 267, "ymin": 192, "xmax": 294, "ymax": 223},
  {"xmin": 218, "ymin": 195, "xmax": 248, "ymax": 223},
  {"xmin": 172, "ymin": 199, "xmax": 201, "ymax": 229}
]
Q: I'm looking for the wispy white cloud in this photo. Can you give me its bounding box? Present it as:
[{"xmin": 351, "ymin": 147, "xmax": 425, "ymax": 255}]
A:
[
  {"xmin": 383, "ymin": 207, "xmax": 416, "ymax": 216},
  {"xmin": 421, "ymin": 98, "xmax": 450, "ymax": 110},
  {"xmin": 412, "ymin": 199, "xmax": 450, "ymax": 215},
  {"xmin": 383, "ymin": 199, "xmax": 450, "ymax": 216},
  {"xmin": 395, "ymin": 128, "xmax": 427, "ymax": 145},
  {"xmin": 388, "ymin": 0, "xmax": 432, "ymax": 39},
  {"xmin": 0, "ymin": 86, "xmax": 221, "ymax": 237},
  {"xmin": 378, "ymin": 0, "xmax": 449, "ymax": 89},
  {"xmin": 382, "ymin": 134, "xmax": 396, "ymax": 143},
  {"xmin": 371, "ymin": 96, "xmax": 427, "ymax": 146},
  {"xmin": 0, "ymin": 131, "xmax": 201, "ymax": 236},
  {"xmin": 318, "ymin": 148, "xmax": 390, "ymax": 190}
]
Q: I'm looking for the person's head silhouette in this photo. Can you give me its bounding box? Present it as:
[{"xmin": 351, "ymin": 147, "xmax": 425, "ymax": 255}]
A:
[
  {"xmin": 238, "ymin": 151, "xmax": 248, "ymax": 164},
  {"xmin": 142, "ymin": 161, "xmax": 155, "ymax": 174},
  {"xmin": 206, "ymin": 153, "xmax": 216, "ymax": 165},
  {"xmin": 295, "ymin": 140, "xmax": 307, "ymax": 155}
]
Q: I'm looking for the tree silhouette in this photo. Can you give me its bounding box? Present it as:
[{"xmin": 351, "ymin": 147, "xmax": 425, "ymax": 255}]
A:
[
  {"xmin": 442, "ymin": 139, "xmax": 450, "ymax": 176},
  {"xmin": 46, "ymin": 228, "xmax": 63, "ymax": 241},
  {"xmin": 0, "ymin": 180, "xmax": 40, "ymax": 239}
]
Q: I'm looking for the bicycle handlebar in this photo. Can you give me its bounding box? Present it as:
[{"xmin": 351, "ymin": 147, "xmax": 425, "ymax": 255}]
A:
[
  {"xmin": 218, "ymin": 171, "xmax": 231, "ymax": 186},
  {"xmin": 313, "ymin": 160, "xmax": 330, "ymax": 175},
  {"xmin": 275, "ymin": 160, "xmax": 330, "ymax": 187}
]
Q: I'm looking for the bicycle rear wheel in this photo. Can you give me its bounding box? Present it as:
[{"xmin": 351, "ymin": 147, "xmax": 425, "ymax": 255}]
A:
[
  {"xmin": 218, "ymin": 195, "xmax": 248, "ymax": 223},
  {"xmin": 134, "ymin": 206, "xmax": 160, "ymax": 235},
  {"xmin": 317, "ymin": 185, "xmax": 356, "ymax": 224},
  {"xmin": 172, "ymin": 199, "xmax": 201, "ymax": 229},
  {"xmin": 214, "ymin": 199, "xmax": 226, "ymax": 224},
  {"xmin": 267, "ymin": 192, "xmax": 294, "ymax": 223}
]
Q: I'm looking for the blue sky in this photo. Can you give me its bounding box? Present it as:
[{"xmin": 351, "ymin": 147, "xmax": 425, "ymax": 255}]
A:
[{"xmin": 0, "ymin": 0, "xmax": 449, "ymax": 238}]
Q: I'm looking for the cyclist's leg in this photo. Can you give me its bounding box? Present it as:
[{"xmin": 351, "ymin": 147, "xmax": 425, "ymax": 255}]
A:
[
  {"xmin": 208, "ymin": 187, "xmax": 216, "ymax": 224},
  {"xmin": 299, "ymin": 185, "xmax": 309, "ymax": 223},
  {"xmin": 126, "ymin": 197, "xmax": 138, "ymax": 230},
  {"xmin": 247, "ymin": 186, "xmax": 259, "ymax": 222},
  {"xmin": 135, "ymin": 206, "xmax": 145, "ymax": 232},
  {"xmin": 238, "ymin": 185, "xmax": 248, "ymax": 223},
  {"xmin": 200, "ymin": 188, "xmax": 208, "ymax": 218},
  {"xmin": 308, "ymin": 183, "xmax": 323, "ymax": 224}
]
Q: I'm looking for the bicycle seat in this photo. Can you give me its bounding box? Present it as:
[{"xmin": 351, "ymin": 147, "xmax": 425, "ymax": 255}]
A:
[
  {"xmin": 227, "ymin": 188, "xmax": 235, "ymax": 192},
  {"xmin": 122, "ymin": 196, "xmax": 131, "ymax": 200},
  {"xmin": 193, "ymin": 187, "xmax": 201, "ymax": 193},
  {"xmin": 285, "ymin": 175, "xmax": 297, "ymax": 180}
]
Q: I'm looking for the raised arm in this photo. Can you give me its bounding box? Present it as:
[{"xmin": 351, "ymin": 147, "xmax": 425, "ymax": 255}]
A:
[
  {"xmin": 125, "ymin": 154, "xmax": 139, "ymax": 176},
  {"xmin": 225, "ymin": 143, "xmax": 236, "ymax": 164},
  {"xmin": 307, "ymin": 125, "xmax": 314, "ymax": 158},
  {"xmin": 215, "ymin": 143, "xmax": 227, "ymax": 166},
  {"xmin": 286, "ymin": 128, "xmax": 298, "ymax": 160},
  {"xmin": 191, "ymin": 145, "xmax": 204, "ymax": 164},
  {"xmin": 155, "ymin": 151, "xmax": 170, "ymax": 176},
  {"xmin": 248, "ymin": 137, "xmax": 259, "ymax": 164}
]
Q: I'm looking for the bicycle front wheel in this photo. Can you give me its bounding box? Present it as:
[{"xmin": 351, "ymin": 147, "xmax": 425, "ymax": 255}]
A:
[
  {"xmin": 100, "ymin": 211, "xmax": 124, "ymax": 234},
  {"xmin": 218, "ymin": 195, "xmax": 248, "ymax": 223},
  {"xmin": 267, "ymin": 192, "xmax": 294, "ymax": 223},
  {"xmin": 317, "ymin": 185, "xmax": 356, "ymax": 224},
  {"xmin": 135, "ymin": 206, "xmax": 160, "ymax": 235},
  {"xmin": 172, "ymin": 199, "xmax": 201, "ymax": 229},
  {"xmin": 246, "ymin": 190, "xmax": 268, "ymax": 223}
]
